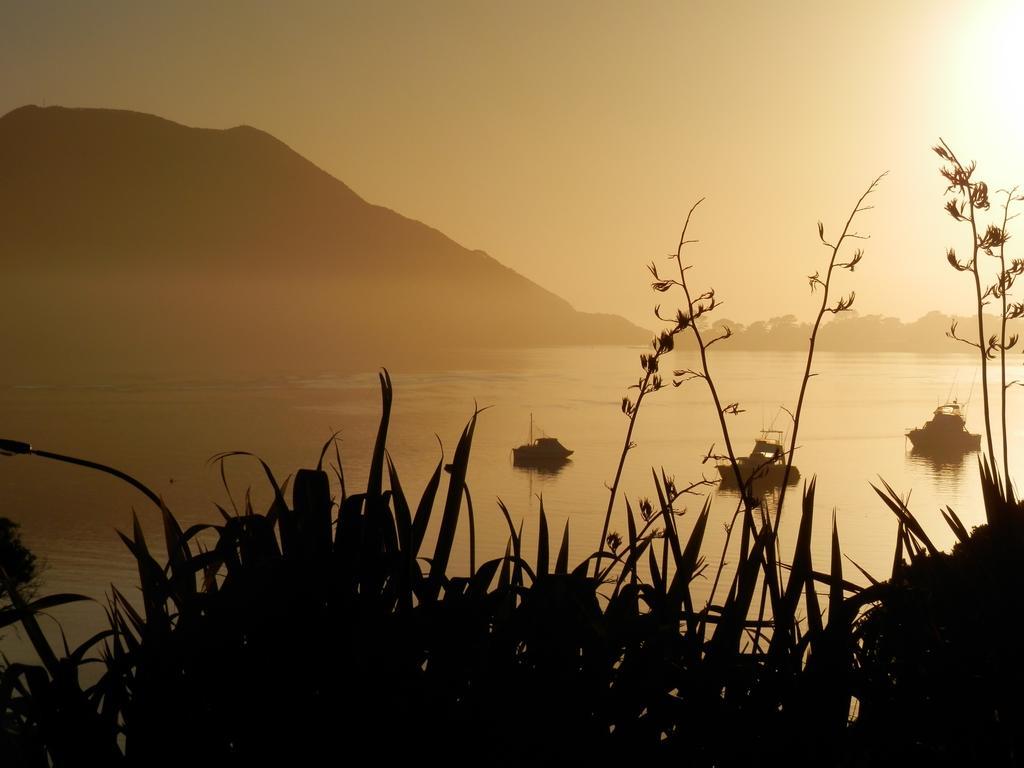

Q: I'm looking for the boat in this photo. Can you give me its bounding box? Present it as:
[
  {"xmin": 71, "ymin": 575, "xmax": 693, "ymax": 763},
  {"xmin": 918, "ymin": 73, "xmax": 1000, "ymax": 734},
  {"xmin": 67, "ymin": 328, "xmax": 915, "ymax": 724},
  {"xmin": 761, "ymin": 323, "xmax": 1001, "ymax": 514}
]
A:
[
  {"xmin": 716, "ymin": 429, "xmax": 799, "ymax": 491},
  {"xmin": 512, "ymin": 415, "xmax": 573, "ymax": 467},
  {"xmin": 905, "ymin": 400, "xmax": 981, "ymax": 453}
]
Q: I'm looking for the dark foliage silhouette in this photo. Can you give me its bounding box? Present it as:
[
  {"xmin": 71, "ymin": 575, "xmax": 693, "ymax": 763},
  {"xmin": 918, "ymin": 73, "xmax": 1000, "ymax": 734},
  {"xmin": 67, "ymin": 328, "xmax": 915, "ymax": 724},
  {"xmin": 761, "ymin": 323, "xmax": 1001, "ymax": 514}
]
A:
[
  {"xmin": 0, "ymin": 518, "xmax": 35, "ymax": 607},
  {"xmin": 2, "ymin": 148, "xmax": 1024, "ymax": 767}
]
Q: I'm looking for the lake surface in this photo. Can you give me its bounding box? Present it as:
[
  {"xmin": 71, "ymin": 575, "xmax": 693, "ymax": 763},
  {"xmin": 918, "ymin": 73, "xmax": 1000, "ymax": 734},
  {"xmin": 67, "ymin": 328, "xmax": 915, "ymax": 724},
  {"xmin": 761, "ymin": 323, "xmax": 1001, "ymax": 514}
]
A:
[{"xmin": 2, "ymin": 346, "xmax": 1019, "ymax": 663}]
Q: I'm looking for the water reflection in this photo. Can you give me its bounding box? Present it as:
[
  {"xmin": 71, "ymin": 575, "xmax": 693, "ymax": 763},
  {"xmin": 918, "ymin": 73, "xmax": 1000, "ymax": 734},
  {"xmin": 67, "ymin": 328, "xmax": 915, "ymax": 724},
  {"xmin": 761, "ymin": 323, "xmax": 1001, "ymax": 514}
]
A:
[
  {"xmin": 5, "ymin": 348, "xmax": 1012, "ymax": 666},
  {"xmin": 905, "ymin": 446, "xmax": 971, "ymax": 495},
  {"xmin": 512, "ymin": 456, "xmax": 572, "ymax": 477},
  {"xmin": 512, "ymin": 457, "xmax": 571, "ymax": 517},
  {"xmin": 716, "ymin": 471, "xmax": 799, "ymax": 500}
]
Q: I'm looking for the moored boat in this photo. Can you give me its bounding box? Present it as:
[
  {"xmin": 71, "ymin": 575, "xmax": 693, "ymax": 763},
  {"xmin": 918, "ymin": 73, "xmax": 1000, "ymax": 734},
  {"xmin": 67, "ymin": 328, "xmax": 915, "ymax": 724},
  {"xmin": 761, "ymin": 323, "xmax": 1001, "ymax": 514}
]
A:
[
  {"xmin": 717, "ymin": 429, "xmax": 799, "ymax": 491},
  {"xmin": 512, "ymin": 415, "xmax": 573, "ymax": 467},
  {"xmin": 905, "ymin": 401, "xmax": 980, "ymax": 453}
]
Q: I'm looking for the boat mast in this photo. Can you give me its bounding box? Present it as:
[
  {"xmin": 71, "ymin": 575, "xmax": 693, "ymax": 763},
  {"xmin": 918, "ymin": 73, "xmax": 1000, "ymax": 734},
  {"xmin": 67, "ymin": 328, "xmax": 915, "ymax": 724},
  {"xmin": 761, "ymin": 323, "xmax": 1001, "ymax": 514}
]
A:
[{"xmin": 530, "ymin": 413, "xmax": 533, "ymax": 444}]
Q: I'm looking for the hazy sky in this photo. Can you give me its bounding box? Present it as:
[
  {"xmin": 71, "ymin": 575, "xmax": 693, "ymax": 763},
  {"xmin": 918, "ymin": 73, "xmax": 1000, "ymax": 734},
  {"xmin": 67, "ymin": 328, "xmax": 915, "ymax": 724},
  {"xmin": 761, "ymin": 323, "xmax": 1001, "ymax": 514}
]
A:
[{"xmin": 4, "ymin": 0, "xmax": 1024, "ymax": 327}]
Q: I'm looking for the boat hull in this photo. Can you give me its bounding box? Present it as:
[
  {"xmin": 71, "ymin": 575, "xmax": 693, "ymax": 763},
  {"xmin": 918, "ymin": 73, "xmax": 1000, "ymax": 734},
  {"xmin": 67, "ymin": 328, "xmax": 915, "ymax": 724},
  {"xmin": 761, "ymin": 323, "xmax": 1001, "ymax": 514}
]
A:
[
  {"xmin": 512, "ymin": 439, "xmax": 573, "ymax": 468},
  {"xmin": 906, "ymin": 402, "xmax": 981, "ymax": 456},
  {"xmin": 512, "ymin": 448, "xmax": 572, "ymax": 462},
  {"xmin": 906, "ymin": 429, "xmax": 981, "ymax": 453}
]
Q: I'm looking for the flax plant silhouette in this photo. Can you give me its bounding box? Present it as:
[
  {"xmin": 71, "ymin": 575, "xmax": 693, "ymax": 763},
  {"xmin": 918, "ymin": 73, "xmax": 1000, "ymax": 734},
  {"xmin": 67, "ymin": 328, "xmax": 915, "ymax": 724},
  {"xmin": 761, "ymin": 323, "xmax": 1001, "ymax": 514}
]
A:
[
  {"xmin": 648, "ymin": 199, "xmax": 758, "ymax": 605},
  {"xmin": 773, "ymin": 172, "xmax": 886, "ymax": 531},
  {"xmin": 645, "ymin": 174, "xmax": 883, "ymax": 607},
  {"xmin": 12, "ymin": 148, "xmax": 1024, "ymax": 767},
  {"xmin": 0, "ymin": 519, "xmax": 35, "ymax": 611},
  {"xmin": 654, "ymin": 199, "xmax": 746, "ymax": 496},
  {"xmin": 594, "ymin": 325, "xmax": 676, "ymax": 578},
  {"xmin": 934, "ymin": 140, "xmax": 1024, "ymax": 481},
  {"xmin": 991, "ymin": 187, "xmax": 1024, "ymax": 485}
]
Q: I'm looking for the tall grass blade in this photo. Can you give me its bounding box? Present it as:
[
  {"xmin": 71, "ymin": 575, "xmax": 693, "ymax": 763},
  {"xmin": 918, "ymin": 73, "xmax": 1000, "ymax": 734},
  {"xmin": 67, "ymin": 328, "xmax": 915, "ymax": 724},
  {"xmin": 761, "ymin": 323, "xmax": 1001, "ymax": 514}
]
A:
[
  {"xmin": 387, "ymin": 454, "xmax": 413, "ymax": 555},
  {"xmin": 844, "ymin": 555, "xmax": 879, "ymax": 587},
  {"xmin": 823, "ymin": 514, "xmax": 839, "ymax": 638},
  {"xmin": 678, "ymin": 497, "xmax": 712, "ymax": 580},
  {"xmin": 316, "ymin": 430, "xmax": 340, "ymax": 472},
  {"xmin": 498, "ymin": 539, "xmax": 512, "ymax": 590},
  {"xmin": 496, "ymin": 500, "xmax": 522, "ymax": 567},
  {"xmin": 661, "ymin": 521, "xmax": 670, "ymax": 593},
  {"xmin": 657, "ymin": 476, "xmax": 685, "ymax": 571},
  {"xmin": 211, "ymin": 451, "xmax": 290, "ymax": 555},
  {"xmin": 68, "ymin": 629, "xmax": 115, "ymax": 665},
  {"xmin": 367, "ymin": 369, "xmax": 393, "ymax": 501},
  {"xmin": 0, "ymin": 593, "xmax": 91, "ymax": 632},
  {"xmin": 624, "ymin": 499, "xmax": 638, "ymax": 583},
  {"xmin": 675, "ymin": 497, "xmax": 711, "ymax": 635},
  {"xmin": 119, "ymin": 512, "xmax": 171, "ymax": 631},
  {"xmin": 427, "ymin": 409, "xmax": 478, "ymax": 598},
  {"xmin": 464, "ymin": 485, "xmax": 477, "ymax": 578},
  {"xmin": 2, "ymin": 568, "xmax": 61, "ymax": 676},
  {"xmin": 772, "ymin": 478, "xmax": 817, "ymax": 655},
  {"xmin": 411, "ymin": 452, "xmax": 444, "ymax": 557},
  {"xmin": 537, "ymin": 500, "xmax": 550, "ymax": 578},
  {"xmin": 892, "ymin": 521, "xmax": 906, "ymax": 578},
  {"xmin": 828, "ymin": 512, "xmax": 843, "ymax": 627},
  {"xmin": 871, "ymin": 478, "xmax": 940, "ymax": 556},
  {"xmin": 804, "ymin": 562, "xmax": 823, "ymax": 642},
  {"xmin": 109, "ymin": 586, "xmax": 145, "ymax": 640},
  {"xmin": 332, "ymin": 439, "xmax": 347, "ymax": 503},
  {"xmin": 160, "ymin": 506, "xmax": 194, "ymax": 598},
  {"xmin": 513, "ymin": 520, "xmax": 525, "ymax": 587},
  {"xmin": 648, "ymin": 545, "xmax": 663, "ymax": 594},
  {"xmin": 555, "ymin": 520, "xmax": 570, "ymax": 576},
  {"xmin": 758, "ymin": 513, "xmax": 785, "ymax": 636},
  {"xmin": 940, "ymin": 505, "xmax": 970, "ymax": 543},
  {"xmin": 710, "ymin": 517, "xmax": 770, "ymax": 662}
]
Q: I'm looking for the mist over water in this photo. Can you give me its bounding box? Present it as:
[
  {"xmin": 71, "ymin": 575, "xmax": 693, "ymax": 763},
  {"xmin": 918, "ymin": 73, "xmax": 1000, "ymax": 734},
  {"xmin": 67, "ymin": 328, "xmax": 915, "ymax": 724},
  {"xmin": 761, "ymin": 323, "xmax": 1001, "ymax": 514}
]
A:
[{"xmin": 1, "ymin": 346, "xmax": 1013, "ymax": 661}]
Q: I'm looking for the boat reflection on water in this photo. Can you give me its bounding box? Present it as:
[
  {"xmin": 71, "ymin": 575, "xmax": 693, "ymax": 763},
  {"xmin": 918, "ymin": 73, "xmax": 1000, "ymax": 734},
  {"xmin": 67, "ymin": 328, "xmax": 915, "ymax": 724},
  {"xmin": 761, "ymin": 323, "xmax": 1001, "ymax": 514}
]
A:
[
  {"xmin": 512, "ymin": 458, "xmax": 571, "ymax": 477},
  {"xmin": 905, "ymin": 445, "xmax": 970, "ymax": 493},
  {"xmin": 907, "ymin": 445, "xmax": 973, "ymax": 471}
]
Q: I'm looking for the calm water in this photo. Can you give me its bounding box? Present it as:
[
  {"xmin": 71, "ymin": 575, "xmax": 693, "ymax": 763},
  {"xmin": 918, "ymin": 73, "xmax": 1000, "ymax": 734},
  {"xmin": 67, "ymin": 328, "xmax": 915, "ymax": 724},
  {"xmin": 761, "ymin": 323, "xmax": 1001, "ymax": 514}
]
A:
[{"xmin": 2, "ymin": 347, "xmax": 1018, "ymax": 662}]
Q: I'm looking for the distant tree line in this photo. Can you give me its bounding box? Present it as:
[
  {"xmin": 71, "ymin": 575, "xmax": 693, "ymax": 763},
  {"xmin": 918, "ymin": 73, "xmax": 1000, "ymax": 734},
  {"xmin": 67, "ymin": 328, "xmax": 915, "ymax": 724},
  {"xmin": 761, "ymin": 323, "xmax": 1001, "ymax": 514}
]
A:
[{"xmin": 685, "ymin": 310, "xmax": 1010, "ymax": 353}]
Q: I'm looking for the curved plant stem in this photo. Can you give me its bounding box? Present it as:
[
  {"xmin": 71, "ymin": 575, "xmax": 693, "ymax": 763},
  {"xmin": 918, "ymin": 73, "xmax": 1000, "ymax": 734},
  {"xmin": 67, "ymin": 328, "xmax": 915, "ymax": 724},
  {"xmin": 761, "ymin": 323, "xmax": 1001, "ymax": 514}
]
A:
[
  {"xmin": 671, "ymin": 199, "xmax": 745, "ymax": 498},
  {"xmin": 595, "ymin": 369, "xmax": 653, "ymax": 578},
  {"xmin": 29, "ymin": 447, "xmax": 165, "ymax": 512},
  {"xmin": 939, "ymin": 140, "xmax": 996, "ymax": 465},
  {"xmin": 774, "ymin": 172, "xmax": 886, "ymax": 532}
]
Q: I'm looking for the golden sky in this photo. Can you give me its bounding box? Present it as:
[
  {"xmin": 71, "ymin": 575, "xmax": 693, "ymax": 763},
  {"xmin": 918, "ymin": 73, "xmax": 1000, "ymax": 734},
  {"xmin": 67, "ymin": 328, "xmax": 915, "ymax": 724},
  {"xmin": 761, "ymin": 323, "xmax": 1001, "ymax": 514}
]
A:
[{"xmin": 3, "ymin": 0, "xmax": 1024, "ymax": 327}]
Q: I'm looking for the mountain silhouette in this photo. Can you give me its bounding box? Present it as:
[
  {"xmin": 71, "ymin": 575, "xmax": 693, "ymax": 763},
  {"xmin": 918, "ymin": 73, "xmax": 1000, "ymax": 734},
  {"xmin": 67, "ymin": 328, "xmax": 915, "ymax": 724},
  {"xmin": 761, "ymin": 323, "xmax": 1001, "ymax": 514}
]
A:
[{"xmin": 0, "ymin": 105, "xmax": 646, "ymax": 382}]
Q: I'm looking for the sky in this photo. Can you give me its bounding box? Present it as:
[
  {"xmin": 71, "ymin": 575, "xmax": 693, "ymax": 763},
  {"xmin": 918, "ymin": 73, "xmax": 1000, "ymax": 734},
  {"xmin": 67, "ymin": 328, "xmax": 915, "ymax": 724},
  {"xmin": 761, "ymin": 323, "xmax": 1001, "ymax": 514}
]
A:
[{"xmin": 3, "ymin": 0, "xmax": 1024, "ymax": 328}]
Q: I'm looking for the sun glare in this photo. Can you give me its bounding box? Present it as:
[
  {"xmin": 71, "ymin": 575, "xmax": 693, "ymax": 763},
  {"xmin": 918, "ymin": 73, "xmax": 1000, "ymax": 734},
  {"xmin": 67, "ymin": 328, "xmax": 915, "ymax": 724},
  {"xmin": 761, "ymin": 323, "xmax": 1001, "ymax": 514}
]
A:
[
  {"xmin": 987, "ymin": 3, "xmax": 1024, "ymax": 105},
  {"xmin": 957, "ymin": 1, "xmax": 1024, "ymax": 168}
]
